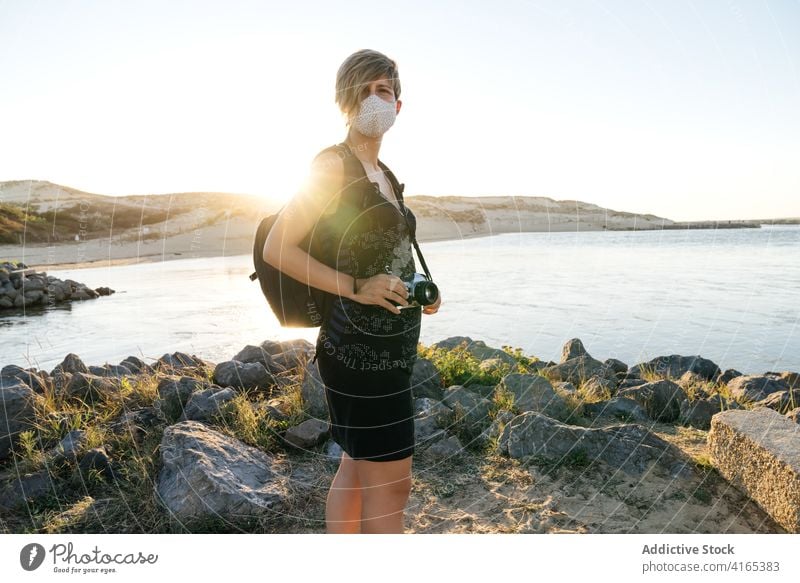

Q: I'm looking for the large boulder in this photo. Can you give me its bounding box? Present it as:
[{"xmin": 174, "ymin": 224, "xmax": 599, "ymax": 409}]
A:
[
  {"xmin": 410, "ymin": 358, "xmax": 443, "ymax": 400},
  {"xmin": 155, "ymin": 420, "xmax": 291, "ymax": 522},
  {"xmin": 708, "ymin": 408, "xmax": 800, "ymax": 533},
  {"xmin": 213, "ymin": 360, "xmax": 274, "ymax": 391},
  {"xmin": 629, "ymin": 354, "xmax": 721, "ymax": 382},
  {"xmin": 0, "ymin": 379, "xmax": 39, "ymax": 460},
  {"xmin": 752, "ymin": 390, "xmax": 800, "ymax": 415},
  {"xmin": 156, "ymin": 376, "xmax": 209, "ymax": 419},
  {"xmin": 430, "ymin": 336, "xmax": 518, "ymax": 370},
  {"xmin": 727, "ymin": 375, "xmax": 790, "ymax": 404},
  {"xmin": 1, "ymin": 365, "xmax": 49, "ymax": 394},
  {"xmin": 64, "ymin": 372, "xmax": 122, "ymax": 401},
  {"xmin": 232, "ymin": 345, "xmax": 285, "ymax": 374},
  {"xmin": 540, "ymin": 355, "xmax": 616, "ymax": 386},
  {"xmin": 283, "ymin": 418, "xmax": 330, "ymax": 449},
  {"xmin": 498, "ymin": 411, "xmax": 693, "ymax": 478},
  {"xmin": 441, "ymin": 385, "xmax": 492, "ymax": 429},
  {"xmin": 499, "ymin": 372, "xmax": 572, "ymax": 421},
  {"xmin": 180, "ymin": 386, "xmax": 237, "ymax": 422},
  {"xmin": 300, "ymin": 360, "xmax": 329, "ymax": 420},
  {"xmin": 617, "ymin": 380, "xmax": 687, "ymax": 423}
]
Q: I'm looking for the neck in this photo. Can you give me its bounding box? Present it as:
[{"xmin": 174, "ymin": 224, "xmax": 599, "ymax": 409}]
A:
[{"xmin": 344, "ymin": 128, "xmax": 382, "ymax": 167}]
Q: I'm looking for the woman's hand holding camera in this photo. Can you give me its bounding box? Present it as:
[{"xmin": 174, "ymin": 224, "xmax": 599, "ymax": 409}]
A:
[
  {"xmin": 351, "ymin": 274, "xmax": 409, "ymax": 315},
  {"xmin": 422, "ymin": 292, "xmax": 441, "ymax": 315}
]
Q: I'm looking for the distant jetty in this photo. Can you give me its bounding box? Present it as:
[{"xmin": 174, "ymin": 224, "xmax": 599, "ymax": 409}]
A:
[{"xmin": 0, "ymin": 260, "xmax": 114, "ymax": 310}]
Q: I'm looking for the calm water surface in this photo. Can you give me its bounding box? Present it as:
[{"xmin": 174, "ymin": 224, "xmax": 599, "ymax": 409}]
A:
[{"xmin": 2, "ymin": 225, "xmax": 798, "ymax": 375}]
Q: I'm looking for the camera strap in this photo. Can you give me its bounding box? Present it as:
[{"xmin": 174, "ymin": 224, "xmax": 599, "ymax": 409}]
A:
[{"xmin": 378, "ymin": 162, "xmax": 434, "ymax": 282}]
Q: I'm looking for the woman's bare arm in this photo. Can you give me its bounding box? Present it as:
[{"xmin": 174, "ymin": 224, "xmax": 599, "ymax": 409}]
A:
[
  {"xmin": 262, "ymin": 151, "xmax": 357, "ymax": 299},
  {"xmin": 262, "ymin": 150, "xmax": 409, "ymax": 313}
]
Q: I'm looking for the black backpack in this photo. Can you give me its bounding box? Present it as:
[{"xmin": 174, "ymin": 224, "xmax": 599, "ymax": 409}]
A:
[{"xmin": 250, "ymin": 141, "xmax": 427, "ymax": 328}]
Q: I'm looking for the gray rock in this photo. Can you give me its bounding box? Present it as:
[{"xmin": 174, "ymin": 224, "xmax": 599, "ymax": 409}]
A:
[
  {"xmin": 0, "ymin": 379, "xmax": 39, "ymax": 460},
  {"xmin": 181, "ymin": 386, "xmax": 237, "ymax": 422},
  {"xmin": 604, "ymin": 358, "xmax": 628, "ymax": 375},
  {"xmin": 751, "ymin": 389, "xmax": 799, "ymax": 414},
  {"xmin": 553, "ymin": 381, "xmax": 578, "ymax": 397},
  {"xmin": 629, "ymin": 354, "xmax": 721, "ymax": 382},
  {"xmin": 541, "ymin": 354, "xmax": 616, "ymax": 386},
  {"xmin": 325, "ymin": 439, "xmax": 344, "ymax": 460},
  {"xmin": 213, "ymin": 360, "xmax": 274, "ymax": 390},
  {"xmin": 0, "ymin": 470, "xmax": 57, "ymax": 511},
  {"xmin": 233, "ymin": 344, "xmax": 278, "ymax": 372},
  {"xmin": 78, "ymin": 447, "xmax": 114, "ymax": 480},
  {"xmin": 499, "ymin": 412, "xmax": 693, "ymax": 478},
  {"xmin": 617, "ymin": 379, "xmax": 687, "ymax": 422},
  {"xmin": 88, "ymin": 364, "xmax": 134, "ymax": 378},
  {"xmin": 617, "ymin": 377, "xmax": 648, "ymax": 390},
  {"xmin": 1, "ymin": 365, "xmax": 49, "ymax": 394},
  {"xmin": 413, "ymin": 397, "xmax": 455, "ymax": 427},
  {"xmin": 560, "ymin": 338, "xmax": 589, "ymax": 362},
  {"xmin": 119, "ymin": 356, "xmax": 155, "ymax": 375},
  {"xmin": 157, "ymin": 376, "xmax": 208, "ymax": 418},
  {"xmin": 499, "ymin": 373, "xmax": 572, "ymax": 421},
  {"xmin": 582, "ymin": 396, "xmax": 650, "ymax": 424},
  {"xmin": 46, "ymin": 429, "xmax": 88, "ymax": 464},
  {"xmin": 727, "ymin": 374, "xmax": 789, "ymax": 404},
  {"xmin": 110, "ymin": 407, "xmax": 160, "ymax": 443},
  {"xmin": 51, "ymin": 353, "xmax": 88, "ymax": 376},
  {"xmin": 441, "ymin": 385, "xmax": 492, "ymax": 428},
  {"xmin": 478, "ymin": 357, "xmax": 512, "ymax": 376},
  {"xmin": 708, "ymin": 408, "xmax": 800, "ymax": 533},
  {"xmin": 580, "ymin": 375, "xmax": 617, "ymax": 400},
  {"xmin": 156, "ymin": 352, "xmax": 211, "ymax": 373},
  {"xmin": 267, "ymin": 351, "xmax": 301, "ymax": 372},
  {"xmin": 475, "ymin": 409, "xmax": 516, "ymax": 448},
  {"xmin": 410, "ymin": 357, "xmax": 443, "ymax": 400},
  {"xmin": 414, "ymin": 414, "xmax": 447, "ymax": 445},
  {"xmin": 300, "ymin": 360, "xmax": 329, "ymax": 420},
  {"xmin": 678, "ymin": 398, "xmax": 717, "ymax": 430},
  {"xmin": 424, "ymin": 435, "xmax": 463, "ymax": 460},
  {"xmin": 706, "ymin": 392, "xmax": 741, "ymax": 411},
  {"xmin": 284, "ymin": 418, "xmax": 330, "ymax": 449},
  {"xmin": 64, "ymin": 372, "xmax": 122, "ymax": 401},
  {"xmin": 430, "ymin": 336, "xmax": 518, "ymax": 370},
  {"xmin": 155, "ymin": 420, "xmax": 290, "ymax": 521},
  {"xmin": 717, "ymin": 368, "xmax": 742, "ymax": 385},
  {"xmin": 260, "ymin": 338, "xmax": 314, "ymax": 359}
]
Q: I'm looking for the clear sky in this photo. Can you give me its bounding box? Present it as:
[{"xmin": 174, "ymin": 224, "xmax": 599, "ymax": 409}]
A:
[{"xmin": 1, "ymin": 0, "xmax": 798, "ymax": 221}]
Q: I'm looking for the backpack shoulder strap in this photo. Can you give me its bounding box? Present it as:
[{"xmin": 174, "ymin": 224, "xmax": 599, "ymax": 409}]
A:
[{"xmin": 312, "ymin": 142, "xmax": 371, "ymax": 209}]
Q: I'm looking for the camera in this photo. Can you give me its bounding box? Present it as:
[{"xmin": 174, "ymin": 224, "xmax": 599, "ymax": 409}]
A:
[{"xmin": 398, "ymin": 272, "xmax": 439, "ymax": 309}]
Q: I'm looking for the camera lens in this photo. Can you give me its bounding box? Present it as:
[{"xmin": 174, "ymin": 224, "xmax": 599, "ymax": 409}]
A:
[{"xmin": 418, "ymin": 282, "xmax": 438, "ymax": 305}]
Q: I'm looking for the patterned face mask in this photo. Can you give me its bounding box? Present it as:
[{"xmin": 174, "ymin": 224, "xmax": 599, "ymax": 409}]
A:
[{"xmin": 351, "ymin": 93, "xmax": 397, "ymax": 137}]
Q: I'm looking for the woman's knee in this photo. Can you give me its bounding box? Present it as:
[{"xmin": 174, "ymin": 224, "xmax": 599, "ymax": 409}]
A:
[{"xmin": 354, "ymin": 456, "xmax": 412, "ymax": 498}]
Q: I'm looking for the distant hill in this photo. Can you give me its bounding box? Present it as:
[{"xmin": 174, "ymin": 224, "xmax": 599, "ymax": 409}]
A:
[
  {"xmin": 0, "ymin": 180, "xmax": 794, "ymax": 265},
  {"xmin": 0, "ymin": 180, "xmax": 278, "ymax": 245}
]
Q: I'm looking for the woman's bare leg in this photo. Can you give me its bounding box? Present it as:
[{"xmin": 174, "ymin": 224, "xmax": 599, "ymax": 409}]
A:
[
  {"xmin": 325, "ymin": 451, "xmax": 362, "ymax": 533},
  {"xmin": 354, "ymin": 455, "xmax": 413, "ymax": 533}
]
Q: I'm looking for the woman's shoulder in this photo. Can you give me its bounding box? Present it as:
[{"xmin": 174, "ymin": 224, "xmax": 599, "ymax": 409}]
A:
[{"xmin": 311, "ymin": 142, "xmax": 347, "ymax": 166}]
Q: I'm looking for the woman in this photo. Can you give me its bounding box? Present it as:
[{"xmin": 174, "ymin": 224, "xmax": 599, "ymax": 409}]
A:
[{"xmin": 263, "ymin": 49, "xmax": 441, "ymax": 534}]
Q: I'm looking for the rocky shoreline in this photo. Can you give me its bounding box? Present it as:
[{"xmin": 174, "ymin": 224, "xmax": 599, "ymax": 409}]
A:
[
  {"xmin": 1, "ymin": 336, "xmax": 798, "ymax": 534},
  {"xmin": 0, "ymin": 260, "xmax": 114, "ymax": 310}
]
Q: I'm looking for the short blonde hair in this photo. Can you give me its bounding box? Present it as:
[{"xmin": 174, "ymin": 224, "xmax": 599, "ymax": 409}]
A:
[{"xmin": 335, "ymin": 49, "xmax": 401, "ymax": 126}]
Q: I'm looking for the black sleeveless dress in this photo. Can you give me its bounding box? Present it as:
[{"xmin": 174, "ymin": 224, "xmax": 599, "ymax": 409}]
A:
[{"xmin": 313, "ymin": 160, "xmax": 422, "ymax": 462}]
